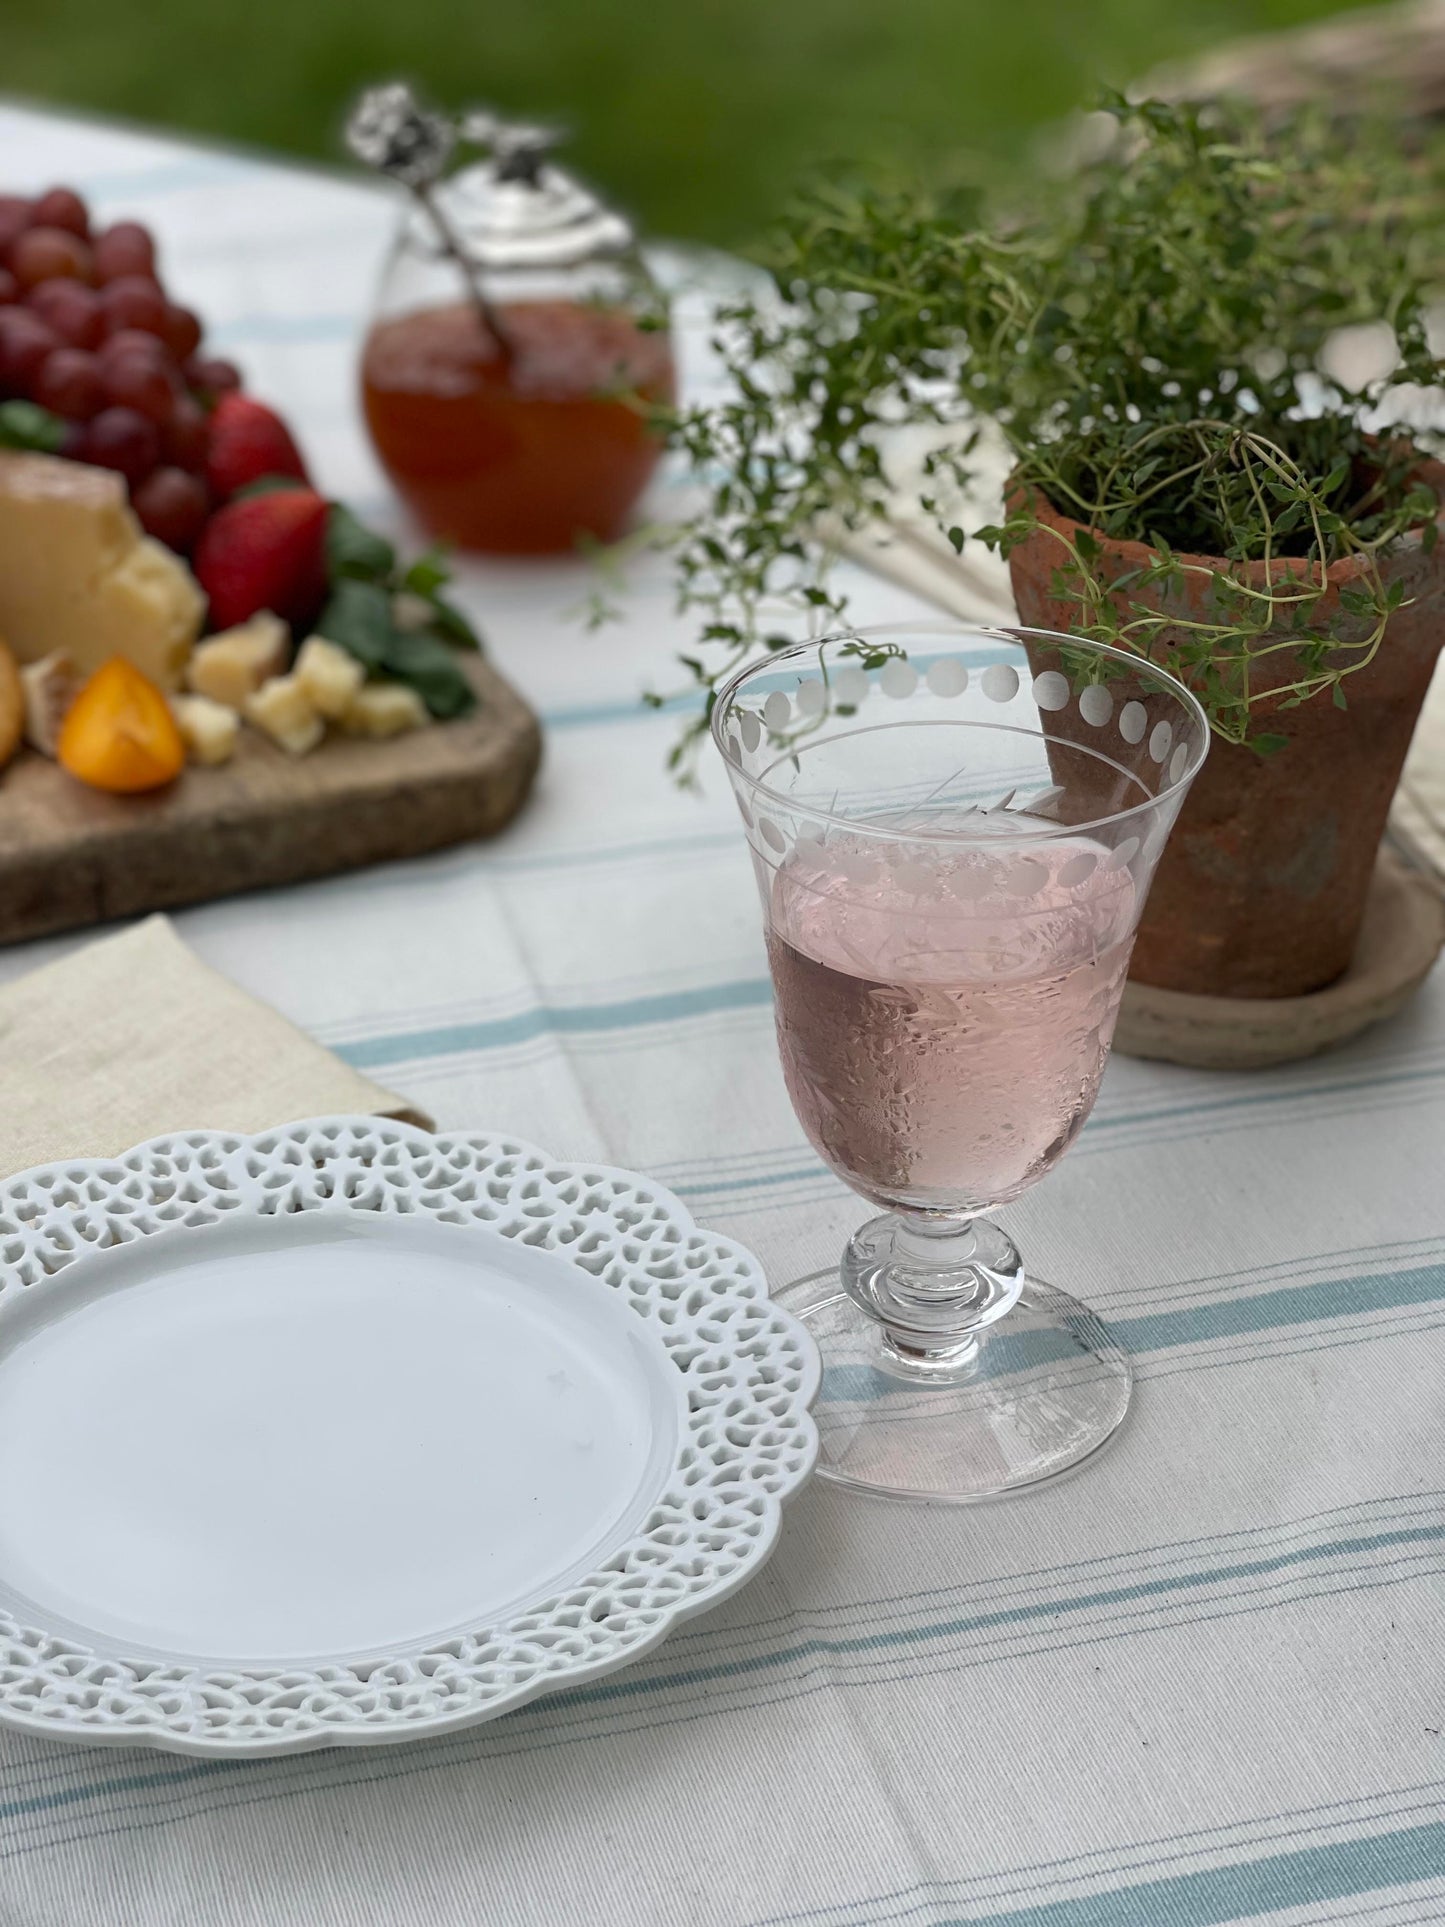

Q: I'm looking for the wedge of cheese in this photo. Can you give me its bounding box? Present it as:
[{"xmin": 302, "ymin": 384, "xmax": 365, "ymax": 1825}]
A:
[{"xmin": 0, "ymin": 453, "xmax": 204, "ymax": 689}]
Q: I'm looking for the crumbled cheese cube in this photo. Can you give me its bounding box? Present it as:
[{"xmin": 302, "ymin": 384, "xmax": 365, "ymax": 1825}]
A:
[
  {"xmin": 244, "ymin": 674, "xmax": 324, "ymax": 755},
  {"xmin": 187, "ymin": 613, "xmax": 289, "ymax": 708},
  {"xmin": 170, "ymin": 692, "xmax": 240, "ymax": 767},
  {"xmin": 295, "ymin": 634, "xmax": 365, "ymax": 720},
  {"xmin": 19, "ymin": 649, "xmax": 80, "ymax": 756},
  {"xmin": 338, "ymin": 681, "xmax": 430, "ymax": 738}
]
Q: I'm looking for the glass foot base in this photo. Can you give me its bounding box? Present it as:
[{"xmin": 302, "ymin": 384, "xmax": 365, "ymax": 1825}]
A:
[{"xmin": 777, "ymin": 1269, "xmax": 1132, "ymax": 1504}]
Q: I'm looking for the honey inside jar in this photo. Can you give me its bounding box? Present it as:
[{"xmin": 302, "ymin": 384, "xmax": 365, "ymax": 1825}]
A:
[{"xmin": 361, "ymin": 298, "xmax": 676, "ymax": 555}]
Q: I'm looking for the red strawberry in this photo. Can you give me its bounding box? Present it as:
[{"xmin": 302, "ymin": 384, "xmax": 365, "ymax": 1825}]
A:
[
  {"xmin": 204, "ymin": 393, "xmax": 309, "ymax": 502},
  {"xmin": 194, "ymin": 487, "xmax": 329, "ymax": 631}
]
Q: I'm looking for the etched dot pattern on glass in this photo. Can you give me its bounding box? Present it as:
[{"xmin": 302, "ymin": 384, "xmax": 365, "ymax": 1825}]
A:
[
  {"xmin": 982, "ymin": 663, "xmax": 1020, "ymax": 703},
  {"xmin": 719, "ymin": 651, "xmax": 1202, "ymax": 823},
  {"xmin": 926, "ymin": 658, "xmax": 969, "ymax": 697},
  {"xmin": 1032, "ymin": 671, "xmax": 1070, "ymax": 711},
  {"xmin": 1078, "ymin": 684, "xmax": 1113, "ymax": 728}
]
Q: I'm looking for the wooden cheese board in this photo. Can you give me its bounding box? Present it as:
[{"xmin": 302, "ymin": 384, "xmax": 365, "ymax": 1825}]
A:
[{"xmin": 0, "ymin": 653, "xmax": 541, "ymax": 945}]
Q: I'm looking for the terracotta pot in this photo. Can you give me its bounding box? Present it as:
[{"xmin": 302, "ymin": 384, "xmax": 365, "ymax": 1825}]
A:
[{"xmin": 1007, "ymin": 468, "xmax": 1445, "ymax": 997}]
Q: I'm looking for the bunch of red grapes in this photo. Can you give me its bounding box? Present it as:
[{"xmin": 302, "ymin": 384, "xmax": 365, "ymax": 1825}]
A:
[{"xmin": 0, "ymin": 185, "xmax": 241, "ymax": 554}]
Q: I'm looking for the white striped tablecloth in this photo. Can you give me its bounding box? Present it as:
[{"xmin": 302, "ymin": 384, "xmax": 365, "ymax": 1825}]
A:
[{"xmin": 0, "ymin": 100, "xmax": 1442, "ymax": 1927}]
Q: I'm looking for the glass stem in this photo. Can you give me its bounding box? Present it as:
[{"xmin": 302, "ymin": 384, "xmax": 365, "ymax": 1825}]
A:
[
  {"xmin": 891, "ymin": 1216, "xmax": 990, "ymax": 1289},
  {"xmin": 842, "ymin": 1211, "xmax": 1025, "ymax": 1378}
]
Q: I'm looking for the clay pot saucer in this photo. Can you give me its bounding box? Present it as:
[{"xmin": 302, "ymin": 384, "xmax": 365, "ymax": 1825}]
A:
[{"xmin": 1113, "ymin": 845, "xmax": 1445, "ymax": 1069}]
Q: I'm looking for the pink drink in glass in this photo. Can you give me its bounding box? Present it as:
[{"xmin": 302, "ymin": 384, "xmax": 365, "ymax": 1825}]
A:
[
  {"xmin": 715, "ymin": 625, "xmax": 1209, "ymax": 1500},
  {"xmin": 767, "ymin": 829, "xmax": 1136, "ymax": 1213}
]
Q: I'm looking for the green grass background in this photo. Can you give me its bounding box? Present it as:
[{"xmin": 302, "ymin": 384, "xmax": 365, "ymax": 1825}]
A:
[{"xmin": 5, "ymin": 0, "xmax": 1392, "ymax": 242}]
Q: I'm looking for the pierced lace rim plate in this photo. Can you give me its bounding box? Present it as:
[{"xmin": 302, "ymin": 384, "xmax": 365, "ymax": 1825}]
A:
[{"xmin": 0, "ymin": 1117, "xmax": 820, "ymax": 1758}]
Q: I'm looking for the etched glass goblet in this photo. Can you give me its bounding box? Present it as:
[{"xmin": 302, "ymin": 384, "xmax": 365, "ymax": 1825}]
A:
[{"xmin": 713, "ymin": 623, "xmax": 1209, "ymax": 1502}]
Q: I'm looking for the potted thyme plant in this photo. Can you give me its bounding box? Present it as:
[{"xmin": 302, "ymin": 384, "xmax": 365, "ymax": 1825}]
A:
[{"xmin": 663, "ymin": 96, "xmax": 1445, "ymax": 999}]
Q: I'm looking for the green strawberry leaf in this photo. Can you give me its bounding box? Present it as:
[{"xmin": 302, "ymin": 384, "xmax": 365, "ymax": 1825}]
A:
[
  {"xmin": 328, "ymin": 502, "xmax": 397, "ymax": 581},
  {"xmin": 319, "ymin": 579, "xmax": 477, "ymax": 715},
  {"xmin": 315, "ymin": 578, "xmax": 395, "ymax": 671},
  {"xmin": 235, "ymin": 468, "xmax": 312, "ymax": 497},
  {"xmin": 315, "ymin": 509, "xmax": 481, "ymax": 701},
  {"xmin": 380, "ymin": 630, "xmax": 477, "ymax": 718},
  {"xmin": 0, "ymin": 400, "xmax": 66, "ymax": 453},
  {"xmin": 421, "ymin": 592, "xmax": 481, "ymax": 651},
  {"xmin": 400, "ymin": 548, "xmax": 452, "ymax": 597},
  {"xmin": 397, "ymin": 546, "xmax": 482, "ymax": 651}
]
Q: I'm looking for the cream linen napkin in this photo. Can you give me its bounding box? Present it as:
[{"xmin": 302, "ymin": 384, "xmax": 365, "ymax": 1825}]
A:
[{"xmin": 0, "ymin": 914, "xmax": 432, "ymax": 1180}]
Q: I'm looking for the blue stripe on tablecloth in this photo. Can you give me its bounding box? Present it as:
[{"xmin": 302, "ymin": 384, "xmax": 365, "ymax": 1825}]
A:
[
  {"xmin": 6, "ymin": 1594, "xmax": 1441, "ymax": 1884},
  {"xmin": 813, "ymin": 1278, "xmax": 1444, "ymax": 1409},
  {"xmin": 697, "ymin": 1126, "xmax": 1444, "ymax": 1223},
  {"xmin": 483, "ymin": 828, "xmax": 739, "ymax": 874},
  {"xmin": 742, "ymin": 1792, "xmax": 1445, "ymax": 1925},
  {"xmin": 10, "ymin": 1492, "xmax": 1436, "ymax": 1812},
  {"xmin": 1083, "ymin": 1063, "xmax": 1445, "ymax": 1134},
  {"xmin": 932, "ymin": 1823, "xmax": 1445, "ymax": 1927},
  {"xmin": 7, "ymin": 1500, "xmax": 1437, "ymax": 1836},
  {"xmin": 334, "ymin": 976, "xmax": 774, "ymax": 1064},
  {"xmin": 691, "ymin": 1066, "xmax": 1445, "ymax": 1178},
  {"xmin": 71, "ymin": 158, "xmax": 253, "ymax": 198},
  {"xmin": 23, "ymin": 1548, "xmax": 1444, "ymax": 1865},
  {"xmin": 1091, "ymin": 1234, "xmax": 1445, "ymax": 1316},
  {"xmin": 8, "ymin": 1506, "xmax": 1433, "ymax": 1826},
  {"xmin": 15, "ymin": 1496, "xmax": 1413, "ymax": 1845},
  {"xmin": 813, "ymin": 1263, "xmax": 1445, "ymax": 1406},
  {"xmin": 285, "ymin": 826, "xmax": 743, "ymax": 900},
  {"xmin": 4, "ymin": 1508, "xmax": 1440, "ymax": 1848},
  {"xmin": 673, "ymin": 1161, "xmax": 831, "ymax": 1198},
  {"xmin": 7, "ymin": 1573, "xmax": 1442, "ymax": 1874},
  {"xmin": 528, "ymin": 1523, "xmax": 1445, "ymax": 1709},
  {"xmin": 333, "ymin": 976, "xmax": 1445, "ymax": 1142},
  {"xmin": 541, "ymin": 689, "xmax": 705, "ymax": 728},
  {"xmin": 745, "ymin": 1824, "xmax": 1445, "ymax": 1927},
  {"xmin": 539, "ymin": 646, "xmax": 1028, "ymax": 728},
  {"xmin": 209, "ymin": 313, "xmax": 359, "ymax": 345},
  {"xmin": 658, "ymin": 1498, "xmax": 1445, "ymax": 1668},
  {"xmin": 1119, "ymin": 1264, "xmax": 1445, "ymax": 1351}
]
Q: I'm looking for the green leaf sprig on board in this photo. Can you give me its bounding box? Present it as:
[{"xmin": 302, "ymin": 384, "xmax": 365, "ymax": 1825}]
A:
[
  {"xmin": 318, "ymin": 504, "xmax": 481, "ymax": 718},
  {"xmin": 657, "ymin": 93, "xmax": 1445, "ymax": 775}
]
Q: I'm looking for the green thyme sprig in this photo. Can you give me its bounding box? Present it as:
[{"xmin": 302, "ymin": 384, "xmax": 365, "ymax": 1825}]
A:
[{"xmin": 655, "ymin": 93, "xmax": 1445, "ymax": 775}]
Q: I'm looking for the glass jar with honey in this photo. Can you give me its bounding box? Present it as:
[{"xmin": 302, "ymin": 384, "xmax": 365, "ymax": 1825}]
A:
[{"xmin": 357, "ymin": 106, "xmax": 676, "ymax": 555}]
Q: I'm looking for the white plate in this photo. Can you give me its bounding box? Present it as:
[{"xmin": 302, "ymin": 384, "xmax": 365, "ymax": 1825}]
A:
[{"xmin": 0, "ymin": 1118, "xmax": 819, "ymax": 1756}]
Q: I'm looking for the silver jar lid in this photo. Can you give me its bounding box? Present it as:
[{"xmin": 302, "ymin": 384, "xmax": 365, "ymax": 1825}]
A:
[{"xmin": 419, "ymin": 114, "xmax": 636, "ymax": 272}]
